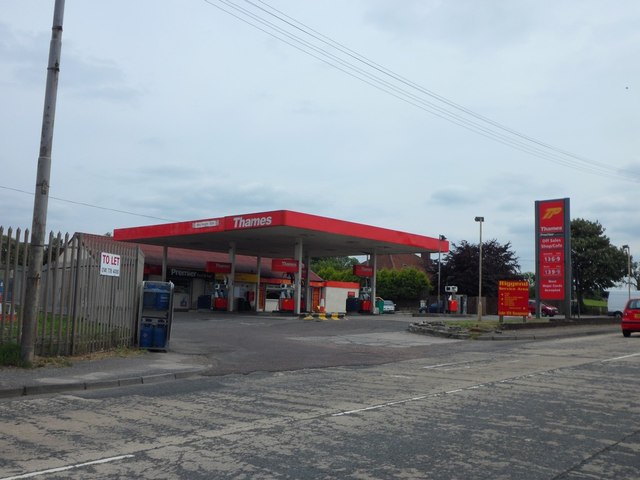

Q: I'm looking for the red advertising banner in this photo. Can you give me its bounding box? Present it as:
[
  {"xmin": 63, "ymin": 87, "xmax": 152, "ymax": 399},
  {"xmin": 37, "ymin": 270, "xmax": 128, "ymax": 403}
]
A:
[
  {"xmin": 205, "ymin": 261, "xmax": 232, "ymax": 274},
  {"xmin": 498, "ymin": 280, "xmax": 529, "ymax": 316},
  {"xmin": 272, "ymin": 258, "xmax": 299, "ymax": 273},
  {"xmin": 353, "ymin": 265, "xmax": 374, "ymax": 277}
]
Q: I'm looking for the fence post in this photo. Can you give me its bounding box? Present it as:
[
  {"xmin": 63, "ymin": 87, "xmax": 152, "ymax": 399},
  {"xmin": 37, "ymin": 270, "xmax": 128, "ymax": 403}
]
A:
[{"xmin": 70, "ymin": 234, "xmax": 82, "ymax": 356}]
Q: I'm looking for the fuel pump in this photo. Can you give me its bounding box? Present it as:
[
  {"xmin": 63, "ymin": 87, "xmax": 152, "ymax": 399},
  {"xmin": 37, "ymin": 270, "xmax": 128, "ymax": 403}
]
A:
[
  {"xmin": 278, "ymin": 283, "xmax": 295, "ymax": 312},
  {"xmin": 359, "ymin": 286, "xmax": 372, "ymax": 313},
  {"xmin": 213, "ymin": 282, "xmax": 228, "ymax": 311},
  {"xmin": 445, "ymin": 285, "xmax": 458, "ymax": 314}
]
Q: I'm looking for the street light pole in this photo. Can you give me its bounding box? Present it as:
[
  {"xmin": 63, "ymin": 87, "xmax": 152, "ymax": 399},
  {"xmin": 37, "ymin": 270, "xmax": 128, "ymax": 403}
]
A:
[
  {"xmin": 475, "ymin": 217, "xmax": 484, "ymax": 321},
  {"xmin": 623, "ymin": 245, "xmax": 631, "ymax": 301},
  {"xmin": 437, "ymin": 235, "xmax": 446, "ymax": 311}
]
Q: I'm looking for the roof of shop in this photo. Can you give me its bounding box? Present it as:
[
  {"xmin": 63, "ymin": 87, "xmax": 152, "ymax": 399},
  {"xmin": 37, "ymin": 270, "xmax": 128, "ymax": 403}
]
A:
[{"xmin": 113, "ymin": 210, "xmax": 447, "ymax": 258}]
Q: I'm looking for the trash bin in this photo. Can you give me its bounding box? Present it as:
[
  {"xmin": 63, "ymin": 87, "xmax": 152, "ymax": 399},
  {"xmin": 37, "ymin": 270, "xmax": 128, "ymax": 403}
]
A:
[
  {"xmin": 346, "ymin": 297, "xmax": 360, "ymax": 312},
  {"xmin": 376, "ymin": 298, "xmax": 384, "ymax": 315},
  {"xmin": 153, "ymin": 321, "xmax": 168, "ymax": 348},
  {"xmin": 139, "ymin": 281, "xmax": 173, "ymax": 351},
  {"xmin": 140, "ymin": 322, "xmax": 153, "ymax": 348},
  {"xmin": 197, "ymin": 294, "xmax": 213, "ymax": 310}
]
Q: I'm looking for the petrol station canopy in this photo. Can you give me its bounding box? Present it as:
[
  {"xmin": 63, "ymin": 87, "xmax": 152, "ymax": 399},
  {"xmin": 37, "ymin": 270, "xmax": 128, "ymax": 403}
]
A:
[{"xmin": 113, "ymin": 210, "xmax": 447, "ymax": 258}]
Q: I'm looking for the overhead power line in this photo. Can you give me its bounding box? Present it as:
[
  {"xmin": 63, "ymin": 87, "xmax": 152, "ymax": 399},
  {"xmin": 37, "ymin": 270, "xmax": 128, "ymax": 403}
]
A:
[
  {"xmin": 203, "ymin": 0, "xmax": 639, "ymax": 183},
  {"xmin": 0, "ymin": 184, "xmax": 175, "ymax": 222}
]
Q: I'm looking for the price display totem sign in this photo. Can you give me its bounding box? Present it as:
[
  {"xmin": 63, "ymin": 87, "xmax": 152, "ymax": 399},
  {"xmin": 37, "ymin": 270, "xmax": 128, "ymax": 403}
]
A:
[{"xmin": 535, "ymin": 198, "xmax": 571, "ymax": 319}]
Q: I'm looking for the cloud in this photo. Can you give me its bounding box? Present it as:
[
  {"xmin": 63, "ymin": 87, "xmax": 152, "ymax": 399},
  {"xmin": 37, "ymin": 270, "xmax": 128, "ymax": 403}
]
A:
[
  {"xmin": 429, "ymin": 186, "xmax": 476, "ymax": 206},
  {"xmin": 0, "ymin": 21, "xmax": 143, "ymax": 103}
]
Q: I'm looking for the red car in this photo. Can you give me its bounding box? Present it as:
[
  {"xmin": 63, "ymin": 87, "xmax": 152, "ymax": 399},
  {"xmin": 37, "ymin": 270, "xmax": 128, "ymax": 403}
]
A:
[
  {"xmin": 621, "ymin": 298, "xmax": 640, "ymax": 337},
  {"xmin": 528, "ymin": 300, "xmax": 558, "ymax": 317}
]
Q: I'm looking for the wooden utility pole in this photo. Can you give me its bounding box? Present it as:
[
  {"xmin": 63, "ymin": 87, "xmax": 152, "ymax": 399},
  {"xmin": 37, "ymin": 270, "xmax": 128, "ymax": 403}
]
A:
[{"xmin": 21, "ymin": 0, "xmax": 65, "ymax": 364}]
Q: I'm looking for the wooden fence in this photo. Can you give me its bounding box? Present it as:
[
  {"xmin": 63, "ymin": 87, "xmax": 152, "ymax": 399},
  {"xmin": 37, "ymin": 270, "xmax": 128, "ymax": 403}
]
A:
[{"xmin": 0, "ymin": 228, "xmax": 144, "ymax": 356}]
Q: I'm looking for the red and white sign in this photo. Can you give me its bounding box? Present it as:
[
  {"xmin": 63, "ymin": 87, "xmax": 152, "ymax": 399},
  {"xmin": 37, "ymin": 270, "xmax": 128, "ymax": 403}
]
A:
[
  {"xmin": 536, "ymin": 198, "xmax": 569, "ymax": 301},
  {"xmin": 205, "ymin": 261, "xmax": 232, "ymax": 274},
  {"xmin": 100, "ymin": 252, "xmax": 121, "ymax": 277},
  {"xmin": 538, "ymin": 200, "xmax": 565, "ymax": 234},
  {"xmin": 272, "ymin": 258, "xmax": 299, "ymax": 273},
  {"xmin": 353, "ymin": 265, "xmax": 374, "ymax": 277}
]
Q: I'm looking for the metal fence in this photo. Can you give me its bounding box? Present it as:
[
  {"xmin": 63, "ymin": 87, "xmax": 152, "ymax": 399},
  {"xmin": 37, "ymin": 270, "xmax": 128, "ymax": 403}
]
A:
[{"xmin": 1, "ymin": 228, "xmax": 144, "ymax": 356}]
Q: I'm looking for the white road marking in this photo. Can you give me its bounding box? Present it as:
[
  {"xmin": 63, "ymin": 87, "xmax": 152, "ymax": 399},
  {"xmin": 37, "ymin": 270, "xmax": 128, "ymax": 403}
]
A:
[
  {"xmin": 602, "ymin": 352, "xmax": 640, "ymax": 362},
  {"xmin": 1, "ymin": 455, "xmax": 135, "ymax": 480},
  {"xmin": 333, "ymin": 350, "xmax": 640, "ymax": 417},
  {"xmin": 422, "ymin": 362, "xmax": 465, "ymax": 369},
  {"xmin": 332, "ymin": 395, "xmax": 429, "ymax": 416}
]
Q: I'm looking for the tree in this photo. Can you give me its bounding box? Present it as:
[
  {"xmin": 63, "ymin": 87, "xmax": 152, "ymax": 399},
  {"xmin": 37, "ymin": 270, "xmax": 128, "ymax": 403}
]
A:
[
  {"xmin": 434, "ymin": 239, "xmax": 521, "ymax": 298},
  {"xmin": 571, "ymin": 218, "xmax": 627, "ymax": 307},
  {"xmin": 376, "ymin": 267, "xmax": 431, "ymax": 302},
  {"xmin": 1, "ymin": 232, "xmax": 29, "ymax": 267},
  {"xmin": 521, "ymin": 271, "xmax": 536, "ymax": 297},
  {"xmin": 310, "ymin": 256, "xmax": 359, "ymax": 282},
  {"xmin": 43, "ymin": 234, "xmax": 64, "ymax": 266}
]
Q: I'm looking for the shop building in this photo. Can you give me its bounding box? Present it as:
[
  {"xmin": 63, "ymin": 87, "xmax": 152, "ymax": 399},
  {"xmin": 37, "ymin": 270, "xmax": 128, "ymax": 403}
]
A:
[{"xmin": 138, "ymin": 244, "xmax": 327, "ymax": 313}]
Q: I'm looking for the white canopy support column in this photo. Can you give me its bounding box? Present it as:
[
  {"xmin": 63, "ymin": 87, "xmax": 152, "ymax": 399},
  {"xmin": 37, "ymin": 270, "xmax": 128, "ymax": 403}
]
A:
[
  {"xmin": 255, "ymin": 255, "xmax": 262, "ymax": 312},
  {"xmin": 162, "ymin": 246, "xmax": 168, "ymax": 282},
  {"xmin": 371, "ymin": 251, "xmax": 378, "ymax": 314},
  {"xmin": 294, "ymin": 240, "xmax": 303, "ymax": 315},
  {"xmin": 305, "ymin": 253, "xmax": 312, "ymax": 312},
  {"xmin": 228, "ymin": 242, "xmax": 236, "ymax": 312}
]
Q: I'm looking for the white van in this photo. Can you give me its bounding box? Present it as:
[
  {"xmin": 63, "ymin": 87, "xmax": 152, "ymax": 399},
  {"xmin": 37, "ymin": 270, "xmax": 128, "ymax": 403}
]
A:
[{"xmin": 607, "ymin": 288, "xmax": 639, "ymax": 318}]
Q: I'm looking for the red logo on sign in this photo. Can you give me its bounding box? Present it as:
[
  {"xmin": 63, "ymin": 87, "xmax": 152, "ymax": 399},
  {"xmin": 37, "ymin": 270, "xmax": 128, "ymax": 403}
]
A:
[{"xmin": 539, "ymin": 200, "xmax": 565, "ymax": 234}]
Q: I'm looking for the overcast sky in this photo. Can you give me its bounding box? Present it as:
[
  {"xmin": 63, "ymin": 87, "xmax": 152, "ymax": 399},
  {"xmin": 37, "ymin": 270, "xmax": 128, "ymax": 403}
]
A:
[{"xmin": 1, "ymin": 0, "xmax": 639, "ymax": 272}]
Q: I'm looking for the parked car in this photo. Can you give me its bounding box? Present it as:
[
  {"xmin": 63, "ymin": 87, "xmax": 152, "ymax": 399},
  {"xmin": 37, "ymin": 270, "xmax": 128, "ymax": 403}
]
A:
[
  {"xmin": 528, "ymin": 300, "xmax": 558, "ymax": 317},
  {"xmin": 621, "ymin": 298, "xmax": 640, "ymax": 337},
  {"xmin": 418, "ymin": 300, "xmax": 445, "ymax": 314},
  {"xmin": 383, "ymin": 300, "xmax": 396, "ymax": 313}
]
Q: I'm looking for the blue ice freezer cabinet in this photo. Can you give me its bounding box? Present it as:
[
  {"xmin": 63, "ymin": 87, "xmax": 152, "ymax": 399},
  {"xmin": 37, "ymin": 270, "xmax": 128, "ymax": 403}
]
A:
[{"xmin": 138, "ymin": 281, "xmax": 174, "ymax": 351}]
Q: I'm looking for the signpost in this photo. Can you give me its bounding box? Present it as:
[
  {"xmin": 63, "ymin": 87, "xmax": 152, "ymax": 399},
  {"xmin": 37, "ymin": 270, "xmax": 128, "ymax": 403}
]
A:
[{"xmin": 535, "ymin": 198, "xmax": 571, "ymax": 319}]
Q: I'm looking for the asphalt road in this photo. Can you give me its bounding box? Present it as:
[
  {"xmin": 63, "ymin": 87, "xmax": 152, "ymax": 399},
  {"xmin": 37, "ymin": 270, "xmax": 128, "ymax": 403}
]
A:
[{"xmin": 1, "ymin": 314, "xmax": 639, "ymax": 479}]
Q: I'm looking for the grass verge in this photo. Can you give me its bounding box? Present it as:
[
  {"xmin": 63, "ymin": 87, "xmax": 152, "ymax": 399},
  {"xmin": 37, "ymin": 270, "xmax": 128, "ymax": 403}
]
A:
[
  {"xmin": 0, "ymin": 343, "xmax": 27, "ymax": 368},
  {"xmin": 0, "ymin": 344, "xmax": 146, "ymax": 369}
]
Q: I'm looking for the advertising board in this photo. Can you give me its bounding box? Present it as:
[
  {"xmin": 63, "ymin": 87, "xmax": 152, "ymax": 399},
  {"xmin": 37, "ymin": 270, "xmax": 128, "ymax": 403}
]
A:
[{"xmin": 498, "ymin": 280, "xmax": 529, "ymax": 317}]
